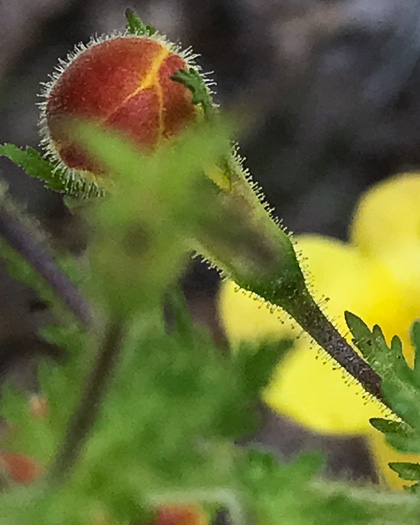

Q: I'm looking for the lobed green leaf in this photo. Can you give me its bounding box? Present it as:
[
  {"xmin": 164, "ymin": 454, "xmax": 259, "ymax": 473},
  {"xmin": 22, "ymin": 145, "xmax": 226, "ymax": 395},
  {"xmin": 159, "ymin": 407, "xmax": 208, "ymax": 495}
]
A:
[{"xmin": 0, "ymin": 143, "xmax": 103, "ymax": 197}]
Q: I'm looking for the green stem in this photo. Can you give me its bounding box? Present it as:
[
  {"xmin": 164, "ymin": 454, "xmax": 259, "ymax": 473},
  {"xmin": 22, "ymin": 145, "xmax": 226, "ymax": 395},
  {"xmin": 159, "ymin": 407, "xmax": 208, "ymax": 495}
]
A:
[{"xmin": 49, "ymin": 320, "xmax": 123, "ymax": 483}]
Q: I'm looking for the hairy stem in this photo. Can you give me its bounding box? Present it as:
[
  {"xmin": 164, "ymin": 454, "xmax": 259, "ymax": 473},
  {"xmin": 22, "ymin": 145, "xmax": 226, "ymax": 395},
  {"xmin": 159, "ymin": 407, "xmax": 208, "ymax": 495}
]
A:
[
  {"xmin": 49, "ymin": 321, "xmax": 123, "ymax": 482},
  {"xmin": 283, "ymin": 289, "xmax": 386, "ymax": 404}
]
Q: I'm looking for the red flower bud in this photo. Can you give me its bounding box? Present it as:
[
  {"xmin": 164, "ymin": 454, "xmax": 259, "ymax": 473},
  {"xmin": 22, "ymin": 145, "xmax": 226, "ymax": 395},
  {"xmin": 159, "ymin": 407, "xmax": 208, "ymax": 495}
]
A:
[
  {"xmin": 133, "ymin": 504, "xmax": 208, "ymax": 525},
  {"xmin": 40, "ymin": 35, "xmax": 197, "ymax": 179},
  {"xmin": 0, "ymin": 452, "xmax": 42, "ymax": 485},
  {"xmin": 152, "ymin": 505, "xmax": 207, "ymax": 525}
]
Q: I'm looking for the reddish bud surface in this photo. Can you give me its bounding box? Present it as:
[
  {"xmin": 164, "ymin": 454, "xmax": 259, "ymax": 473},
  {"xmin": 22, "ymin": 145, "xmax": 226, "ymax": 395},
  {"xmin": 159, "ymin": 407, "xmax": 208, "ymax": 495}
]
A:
[
  {"xmin": 43, "ymin": 36, "xmax": 196, "ymax": 176},
  {"xmin": 135, "ymin": 504, "xmax": 208, "ymax": 525},
  {"xmin": 0, "ymin": 452, "xmax": 42, "ymax": 485}
]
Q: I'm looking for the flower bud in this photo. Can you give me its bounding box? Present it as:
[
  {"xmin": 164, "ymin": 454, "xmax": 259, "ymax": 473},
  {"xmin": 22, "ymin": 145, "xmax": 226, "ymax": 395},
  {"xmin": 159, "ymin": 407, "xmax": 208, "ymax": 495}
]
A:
[
  {"xmin": 139, "ymin": 505, "xmax": 208, "ymax": 525},
  {"xmin": 40, "ymin": 36, "xmax": 196, "ymax": 180},
  {"xmin": 0, "ymin": 452, "xmax": 42, "ymax": 485}
]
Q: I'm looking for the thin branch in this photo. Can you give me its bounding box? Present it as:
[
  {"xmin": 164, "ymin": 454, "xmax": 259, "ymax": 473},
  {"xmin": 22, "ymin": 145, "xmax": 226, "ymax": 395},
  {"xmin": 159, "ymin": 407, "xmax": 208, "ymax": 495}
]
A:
[
  {"xmin": 0, "ymin": 206, "xmax": 92, "ymax": 328},
  {"xmin": 48, "ymin": 321, "xmax": 123, "ymax": 483}
]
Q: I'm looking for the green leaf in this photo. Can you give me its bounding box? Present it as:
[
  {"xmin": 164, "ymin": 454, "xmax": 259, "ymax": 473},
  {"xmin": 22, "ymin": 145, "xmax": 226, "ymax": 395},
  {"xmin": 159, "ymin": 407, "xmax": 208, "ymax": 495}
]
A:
[
  {"xmin": 387, "ymin": 435, "xmax": 420, "ymax": 454},
  {"xmin": 412, "ymin": 321, "xmax": 420, "ymax": 384},
  {"xmin": 344, "ymin": 311, "xmax": 373, "ymax": 358},
  {"xmin": 388, "ymin": 462, "xmax": 420, "ymax": 482},
  {"xmin": 390, "ymin": 335, "xmax": 404, "ymax": 360},
  {"xmin": 344, "ymin": 311, "xmax": 371, "ymax": 340},
  {"xmin": 125, "ymin": 8, "xmax": 156, "ymax": 36},
  {"xmin": 345, "ymin": 311, "xmax": 413, "ymax": 384},
  {"xmin": 369, "ymin": 418, "xmax": 420, "ymax": 452},
  {"xmin": 371, "ymin": 324, "xmax": 390, "ymax": 355},
  {"xmin": 404, "ymin": 483, "xmax": 420, "ymax": 493},
  {"xmin": 240, "ymin": 449, "xmax": 376, "ymax": 525},
  {"xmin": 71, "ymin": 119, "xmax": 230, "ymax": 188},
  {"xmin": 346, "ymin": 314, "xmax": 420, "ymax": 458},
  {"xmin": 369, "ymin": 418, "xmax": 412, "ymax": 437},
  {"xmin": 171, "ymin": 68, "xmax": 215, "ymax": 120},
  {"xmin": 73, "ymin": 119, "xmax": 232, "ymax": 315},
  {"xmin": 381, "ymin": 379, "xmax": 420, "ymax": 429},
  {"xmin": 0, "ymin": 144, "xmax": 61, "ymax": 190},
  {"xmin": 0, "ymin": 143, "xmax": 103, "ymax": 197},
  {"xmin": 165, "ymin": 286, "xmax": 196, "ymax": 344},
  {"xmin": 236, "ymin": 339, "xmax": 291, "ymax": 397}
]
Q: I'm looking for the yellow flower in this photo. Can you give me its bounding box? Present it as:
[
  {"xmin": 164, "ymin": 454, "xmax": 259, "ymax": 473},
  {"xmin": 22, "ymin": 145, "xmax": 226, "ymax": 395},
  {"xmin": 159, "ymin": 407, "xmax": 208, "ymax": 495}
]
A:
[{"xmin": 218, "ymin": 173, "xmax": 420, "ymax": 489}]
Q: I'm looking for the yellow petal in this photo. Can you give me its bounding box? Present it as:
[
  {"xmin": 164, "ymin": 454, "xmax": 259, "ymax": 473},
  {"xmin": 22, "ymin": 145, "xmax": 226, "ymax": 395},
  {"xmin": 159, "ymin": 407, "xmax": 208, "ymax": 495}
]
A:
[
  {"xmin": 351, "ymin": 173, "xmax": 420, "ymax": 255},
  {"xmin": 350, "ymin": 173, "xmax": 420, "ymax": 332},
  {"xmin": 218, "ymin": 280, "xmax": 290, "ymax": 345}
]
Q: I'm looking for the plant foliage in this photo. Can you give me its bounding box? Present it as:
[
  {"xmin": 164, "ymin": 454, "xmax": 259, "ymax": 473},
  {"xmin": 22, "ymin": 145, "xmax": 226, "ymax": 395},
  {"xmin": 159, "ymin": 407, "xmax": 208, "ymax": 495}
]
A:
[
  {"xmin": 1, "ymin": 8, "xmax": 420, "ymax": 525},
  {"xmin": 0, "ymin": 144, "xmax": 103, "ymax": 197},
  {"xmin": 346, "ymin": 312, "xmax": 420, "ymax": 490}
]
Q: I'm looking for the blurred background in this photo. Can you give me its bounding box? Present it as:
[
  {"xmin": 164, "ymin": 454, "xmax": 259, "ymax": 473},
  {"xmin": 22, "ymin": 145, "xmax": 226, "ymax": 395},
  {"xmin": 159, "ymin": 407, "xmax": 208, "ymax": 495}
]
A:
[{"xmin": 2, "ymin": 0, "xmax": 420, "ymax": 484}]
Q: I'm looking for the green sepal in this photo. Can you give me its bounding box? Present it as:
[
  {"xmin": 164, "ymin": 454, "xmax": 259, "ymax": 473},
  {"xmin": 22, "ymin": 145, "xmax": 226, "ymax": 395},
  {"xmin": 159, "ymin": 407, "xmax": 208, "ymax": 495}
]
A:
[
  {"xmin": 172, "ymin": 67, "xmax": 215, "ymax": 120},
  {"xmin": 0, "ymin": 143, "xmax": 104, "ymax": 198},
  {"xmin": 125, "ymin": 8, "xmax": 156, "ymax": 36}
]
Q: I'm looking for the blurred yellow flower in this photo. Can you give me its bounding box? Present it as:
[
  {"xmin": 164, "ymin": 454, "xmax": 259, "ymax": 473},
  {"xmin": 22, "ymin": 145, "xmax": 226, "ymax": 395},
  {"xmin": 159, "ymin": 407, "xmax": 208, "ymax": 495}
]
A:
[{"xmin": 218, "ymin": 173, "xmax": 420, "ymax": 489}]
